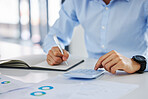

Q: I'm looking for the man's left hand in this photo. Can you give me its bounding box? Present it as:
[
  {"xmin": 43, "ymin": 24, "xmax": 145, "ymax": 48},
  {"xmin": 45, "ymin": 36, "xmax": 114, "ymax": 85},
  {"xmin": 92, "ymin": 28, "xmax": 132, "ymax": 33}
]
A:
[{"xmin": 94, "ymin": 50, "xmax": 141, "ymax": 74}]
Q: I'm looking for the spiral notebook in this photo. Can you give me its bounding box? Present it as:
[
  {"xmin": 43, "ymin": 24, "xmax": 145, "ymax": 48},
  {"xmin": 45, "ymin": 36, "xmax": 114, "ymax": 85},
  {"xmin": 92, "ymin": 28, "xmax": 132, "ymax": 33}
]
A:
[{"xmin": 0, "ymin": 54, "xmax": 84, "ymax": 71}]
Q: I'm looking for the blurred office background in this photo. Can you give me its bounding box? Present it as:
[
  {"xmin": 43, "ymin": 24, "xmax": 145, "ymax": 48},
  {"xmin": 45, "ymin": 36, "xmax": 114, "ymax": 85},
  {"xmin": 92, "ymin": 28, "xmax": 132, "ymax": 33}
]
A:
[{"xmin": 0, "ymin": 0, "xmax": 88, "ymax": 57}]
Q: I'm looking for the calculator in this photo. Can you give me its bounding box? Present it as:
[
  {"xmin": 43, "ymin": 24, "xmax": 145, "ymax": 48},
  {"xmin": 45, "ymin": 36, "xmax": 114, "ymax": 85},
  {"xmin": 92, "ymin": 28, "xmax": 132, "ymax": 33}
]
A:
[{"xmin": 64, "ymin": 69, "xmax": 104, "ymax": 79}]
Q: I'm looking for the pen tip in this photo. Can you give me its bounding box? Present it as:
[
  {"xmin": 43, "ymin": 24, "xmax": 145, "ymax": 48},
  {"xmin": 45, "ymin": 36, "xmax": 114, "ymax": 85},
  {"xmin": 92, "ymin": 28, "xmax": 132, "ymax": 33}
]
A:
[{"xmin": 65, "ymin": 61, "xmax": 68, "ymax": 65}]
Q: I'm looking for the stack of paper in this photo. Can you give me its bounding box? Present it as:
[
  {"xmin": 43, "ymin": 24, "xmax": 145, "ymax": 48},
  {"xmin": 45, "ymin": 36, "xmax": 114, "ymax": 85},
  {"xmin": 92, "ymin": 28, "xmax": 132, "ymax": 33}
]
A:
[
  {"xmin": 0, "ymin": 75, "xmax": 139, "ymax": 99},
  {"xmin": 0, "ymin": 75, "xmax": 31, "ymax": 94}
]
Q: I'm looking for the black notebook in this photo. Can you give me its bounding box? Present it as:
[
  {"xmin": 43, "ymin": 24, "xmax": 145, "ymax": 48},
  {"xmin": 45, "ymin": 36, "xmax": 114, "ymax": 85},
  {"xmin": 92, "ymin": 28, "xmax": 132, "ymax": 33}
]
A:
[{"xmin": 0, "ymin": 54, "xmax": 84, "ymax": 71}]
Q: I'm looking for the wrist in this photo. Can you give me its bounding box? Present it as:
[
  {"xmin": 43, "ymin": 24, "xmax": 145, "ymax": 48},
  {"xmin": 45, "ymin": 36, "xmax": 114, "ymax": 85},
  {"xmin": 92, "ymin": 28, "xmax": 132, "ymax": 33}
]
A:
[{"xmin": 131, "ymin": 59, "xmax": 141, "ymax": 72}]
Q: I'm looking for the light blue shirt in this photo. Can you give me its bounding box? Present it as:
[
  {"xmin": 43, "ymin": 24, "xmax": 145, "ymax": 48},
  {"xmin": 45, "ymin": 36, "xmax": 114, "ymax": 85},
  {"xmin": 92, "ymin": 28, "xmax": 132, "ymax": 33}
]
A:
[{"xmin": 43, "ymin": 0, "xmax": 148, "ymax": 71}]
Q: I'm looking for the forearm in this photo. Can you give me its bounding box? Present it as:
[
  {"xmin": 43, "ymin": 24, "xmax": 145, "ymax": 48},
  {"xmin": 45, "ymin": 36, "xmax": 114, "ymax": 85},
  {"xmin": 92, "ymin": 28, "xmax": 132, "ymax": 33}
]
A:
[
  {"xmin": 42, "ymin": 0, "xmax": 79, "ymax": 54},
  {"xmin": 42, "ymin": 33, "xmax": 65, "ymax": 54}
]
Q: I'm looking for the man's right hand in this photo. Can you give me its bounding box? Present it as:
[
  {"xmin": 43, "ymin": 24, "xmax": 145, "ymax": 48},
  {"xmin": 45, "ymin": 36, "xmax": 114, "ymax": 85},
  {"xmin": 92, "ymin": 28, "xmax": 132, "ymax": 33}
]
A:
[{"xmin": 46, "ymin": 46, "xmax": 69, "ymax": 66}]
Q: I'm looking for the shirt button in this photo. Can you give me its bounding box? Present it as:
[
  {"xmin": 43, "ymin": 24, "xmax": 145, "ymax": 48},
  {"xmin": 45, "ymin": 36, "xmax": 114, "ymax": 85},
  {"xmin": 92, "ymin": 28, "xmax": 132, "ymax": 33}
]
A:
[
  {"xmin": 102, "ymin": 45, "xmax": 105, "ymax": 48},
  {"xmin": 102, "ymin": 26, "xmax": 105, "ymax": 30},
  {"xmin": 105, "ymin": 7, "xmax": 109, "ymax": 10}
]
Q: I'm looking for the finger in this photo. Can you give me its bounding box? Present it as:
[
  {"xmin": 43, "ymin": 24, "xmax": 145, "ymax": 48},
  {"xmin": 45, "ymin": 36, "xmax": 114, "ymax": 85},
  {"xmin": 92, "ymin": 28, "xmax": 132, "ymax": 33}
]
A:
[
  {"xmin": 95, "ymin": 50, "xmax": 115, "ymax": 70},
  {"xmin": 110, "ymin": 63, "xmax": 124, "ymax": 74},
  {"xmin": 95, "ymin": 61, "xmax": 108, "ymax": 70},
  {"xmin": 99, "ymin": 65, "xmax": 103, "ymax": 68},
  {"xmin": 47, "ymin": 54, "xmax": 55, "ymax": 66},
  {"xmin": 104, "ymin": 57, "xmax": 119, "ymax": 72},
  {"xmin": 103, "ymin": 65, "xmax": 108, "ymax": 72},
  {"xmin": 101, "ymin": 53, "xmax": 116, "ymax": 66},
  {"xmin": 62, "ymin": 50, "xmax": 69, "ymax": 61},
  {"xmin": 51, "ymin": 47, "xmax": 63, "ymax": 57},
  {"xmin": 49, "ymin": 50, "xmax": 63, "ymax": 64},
  {"xmin": 46, "ymin": 58, "xmax": 53, "ymax": 66}
]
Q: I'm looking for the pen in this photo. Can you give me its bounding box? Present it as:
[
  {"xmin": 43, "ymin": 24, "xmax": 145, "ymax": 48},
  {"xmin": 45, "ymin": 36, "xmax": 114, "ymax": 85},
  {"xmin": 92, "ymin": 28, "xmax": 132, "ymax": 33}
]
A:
[{"xmin": 53, "ymin": 35, "xmax": 68, "ymax": 65}]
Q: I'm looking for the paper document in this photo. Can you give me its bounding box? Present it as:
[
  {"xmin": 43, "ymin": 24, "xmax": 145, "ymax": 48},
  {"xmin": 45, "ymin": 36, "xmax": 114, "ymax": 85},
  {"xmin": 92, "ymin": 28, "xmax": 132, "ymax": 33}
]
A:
[
  {"xmin": 0, "ymin": 82, "xmax": 79, "ymax": 99},
  {"xmin": 0, "ymin": 75, "xmax": 31, "ymax": 94},
  {"xmin": 69, "ymin": 81, "xmax": 139, "ymax": 99},
  {"xmin": 0, "ymin": 76, "xmax": 139, "ymax": 99}
]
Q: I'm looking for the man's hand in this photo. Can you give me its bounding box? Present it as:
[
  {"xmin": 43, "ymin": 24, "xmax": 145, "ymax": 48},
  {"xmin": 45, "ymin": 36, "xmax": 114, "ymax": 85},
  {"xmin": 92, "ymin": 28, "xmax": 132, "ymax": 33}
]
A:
[
  {"xmin": 94, "ymin": 50, "xmax": 141, "ymax": 74},
  {"xmin": 47, "ymin": 46, "xmax": 69, "ymax": 66}
]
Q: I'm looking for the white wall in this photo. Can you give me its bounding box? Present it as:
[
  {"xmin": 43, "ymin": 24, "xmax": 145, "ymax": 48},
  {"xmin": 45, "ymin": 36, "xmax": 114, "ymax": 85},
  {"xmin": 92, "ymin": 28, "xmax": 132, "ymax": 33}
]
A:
[{"xmin": 69, "ymin": 25, "xmax": 88, "ymax": 57}]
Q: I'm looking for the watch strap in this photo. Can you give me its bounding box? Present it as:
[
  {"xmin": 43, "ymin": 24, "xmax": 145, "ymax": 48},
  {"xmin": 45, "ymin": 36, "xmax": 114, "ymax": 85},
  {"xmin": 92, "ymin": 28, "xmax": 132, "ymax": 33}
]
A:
[{"xmin": 132, "ymin": 55, "xmax": 147, "ymax": 73}]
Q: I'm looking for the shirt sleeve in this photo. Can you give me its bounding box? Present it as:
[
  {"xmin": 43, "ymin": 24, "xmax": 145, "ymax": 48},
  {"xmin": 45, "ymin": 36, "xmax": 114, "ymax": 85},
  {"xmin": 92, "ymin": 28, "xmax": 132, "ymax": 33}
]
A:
[
  {"xmin": 42, "ymin": 0, "xmax": 79, "ymax": 54},
  {"xmin": 143, "ymin": 1, "xmax": 148, "ymax": 71}
]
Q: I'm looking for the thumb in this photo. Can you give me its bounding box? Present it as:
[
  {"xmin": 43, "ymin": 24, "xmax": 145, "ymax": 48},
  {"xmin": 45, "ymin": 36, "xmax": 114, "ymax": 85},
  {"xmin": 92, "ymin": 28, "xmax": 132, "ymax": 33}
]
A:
[{"xmin": 62, "ymin": 50, "xmax": 69, "ymax": 61}]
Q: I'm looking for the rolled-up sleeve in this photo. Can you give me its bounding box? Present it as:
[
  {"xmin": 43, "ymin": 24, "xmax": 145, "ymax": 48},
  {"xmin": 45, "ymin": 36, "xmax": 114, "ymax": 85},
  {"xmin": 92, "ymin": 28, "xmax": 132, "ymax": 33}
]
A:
[
  {"xmin": 143, "ymin": 0, "xmax": 148, "ymax": 71},
  {"xmin": 43, "ymin": 0, "xmax": 79, "ymax": 54}
]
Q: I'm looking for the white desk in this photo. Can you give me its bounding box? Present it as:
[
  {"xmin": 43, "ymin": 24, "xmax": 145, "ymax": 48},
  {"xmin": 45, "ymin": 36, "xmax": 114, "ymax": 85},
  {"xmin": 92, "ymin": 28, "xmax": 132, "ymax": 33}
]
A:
[{"xmin": 0, "ymin": 41, "xmax": 148, "ymax": 99}]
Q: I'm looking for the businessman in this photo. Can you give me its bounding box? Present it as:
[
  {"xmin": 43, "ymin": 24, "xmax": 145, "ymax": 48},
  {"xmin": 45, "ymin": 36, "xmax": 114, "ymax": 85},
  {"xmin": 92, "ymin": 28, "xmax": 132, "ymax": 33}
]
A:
[{"xmin": 43, "ymin": 0, "xmax": 148, "ymax": 74}]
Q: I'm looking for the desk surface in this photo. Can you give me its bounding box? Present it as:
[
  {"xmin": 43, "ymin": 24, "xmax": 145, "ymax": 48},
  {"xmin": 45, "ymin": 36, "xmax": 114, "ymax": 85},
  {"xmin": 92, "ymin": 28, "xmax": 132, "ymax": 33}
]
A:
[{"xmin": 0, "ymin": 41, "xmax": 148, "ymax": 99}]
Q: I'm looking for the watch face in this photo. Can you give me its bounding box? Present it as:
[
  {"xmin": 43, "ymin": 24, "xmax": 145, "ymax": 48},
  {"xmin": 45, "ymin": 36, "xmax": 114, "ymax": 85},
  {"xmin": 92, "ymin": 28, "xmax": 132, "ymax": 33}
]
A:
[{"xmin": 135, "ymin": 55, "xmax": 146, "ymax": 62}]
